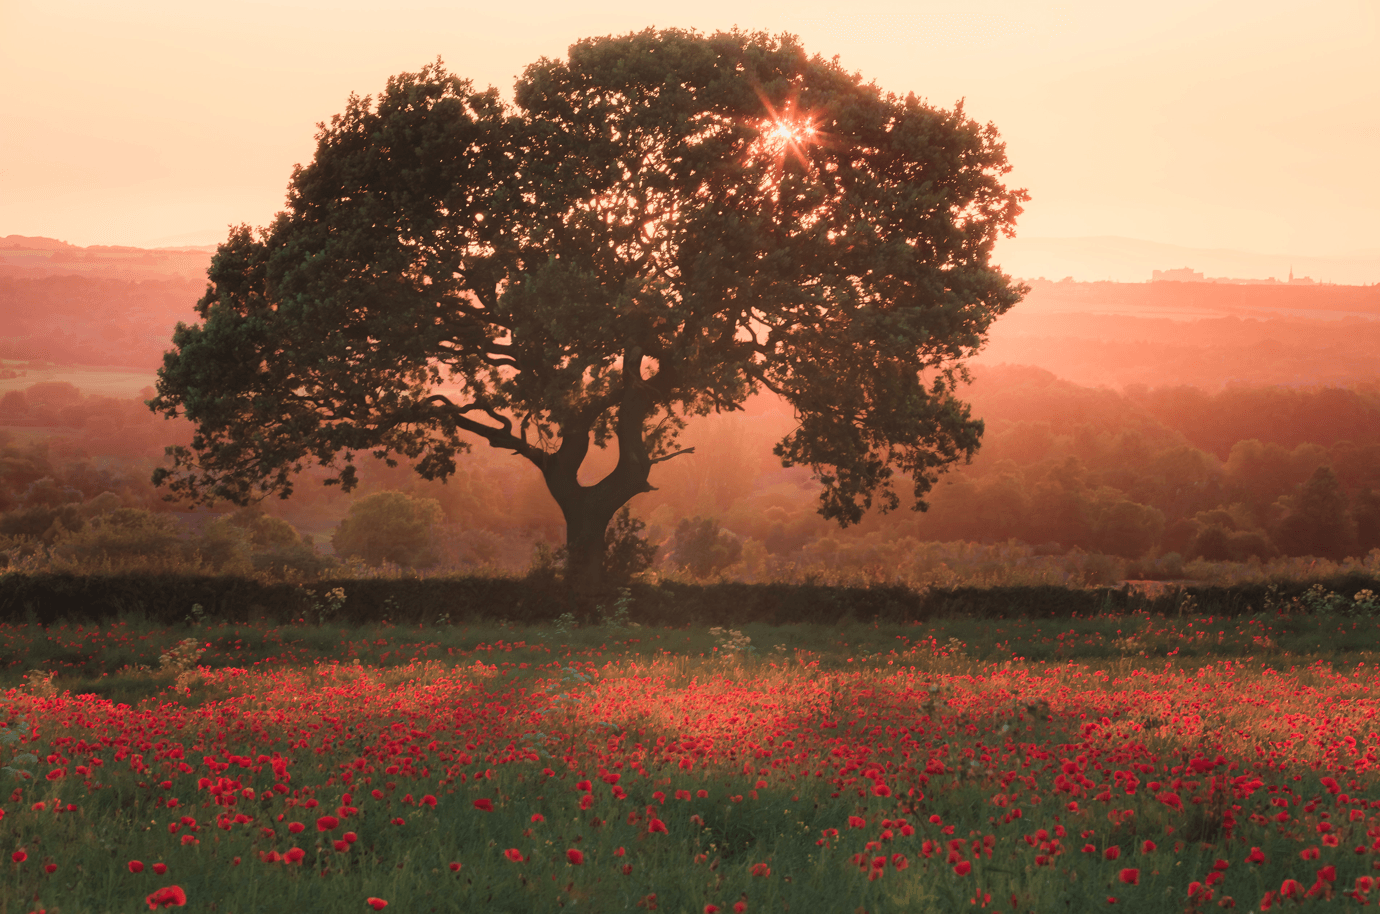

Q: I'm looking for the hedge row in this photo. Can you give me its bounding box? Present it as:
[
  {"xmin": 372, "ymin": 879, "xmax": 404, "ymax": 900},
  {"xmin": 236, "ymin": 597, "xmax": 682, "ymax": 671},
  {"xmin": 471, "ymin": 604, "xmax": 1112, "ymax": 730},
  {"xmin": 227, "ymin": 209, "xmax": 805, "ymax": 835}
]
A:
[{"xmin": 2, "ymin": 572, "xmax": 1379, "ymax": 627}]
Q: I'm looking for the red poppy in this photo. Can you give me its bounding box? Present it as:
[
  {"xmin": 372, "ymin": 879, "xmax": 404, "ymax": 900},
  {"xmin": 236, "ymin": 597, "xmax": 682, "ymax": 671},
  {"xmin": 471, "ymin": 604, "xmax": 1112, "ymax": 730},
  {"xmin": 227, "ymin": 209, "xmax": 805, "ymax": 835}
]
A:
[
  {"xmin": 1118, "ymin": 869, "xmax": 1139, "ymax": 885},
  {"xmin": 284, "ymin": 848, "xmax": 305, "ymax": 865},
  {"xmin": 1247, "ymin": 847, "xmax": 1266, "ymax": 864},
  {"xmin": 421, "ymin": 795, "xmax": 436, "ymax": 807},
  {"xmin": 11, "ymin": 851, "xmax": 26, "ymax": 863},
  {"xmin": 288, "ymin": 822, "xmax": 305, "ymax": 834},
  {"xmin": 449, "ymin": 862, "xmax": 461, "ymax": 872},
  {"xmin": 954, "ymin": 861, "xmax": 972, "ymax": 876},
  {"xmin": 473, "ymin": 799, "xmax": 494, "ymax": 812},
  {"xmin": 153, "ymin": 863, "xmax": 167, "ymax": 875},
  {"xmin": 317, "ymin": 815, "xmax": 339, "ymax": 831},
  {"xmin": 1104, "ymin": 846, "xmax": 1120, "ymax": 860},
  {"xmin": 366, "ymin": 899, "xmax": 388, "ymax": 911},
  {"xmin": 504, "ymin": 848, "xmax": 523, "ymax": 863},
  {"xmin": 145, "ymin": 885, "xmax": 187, "ymax": 909},
  {"xmin": 566, "ymin": 849, "xmax": 584, "ymax": 865}
]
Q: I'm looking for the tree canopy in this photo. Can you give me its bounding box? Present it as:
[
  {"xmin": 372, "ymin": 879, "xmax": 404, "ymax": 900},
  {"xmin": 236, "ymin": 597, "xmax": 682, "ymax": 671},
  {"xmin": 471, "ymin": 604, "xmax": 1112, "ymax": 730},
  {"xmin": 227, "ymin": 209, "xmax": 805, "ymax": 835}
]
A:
[{"xmin": 149, "ymin": 28, "xmax": 1027, "ymax": 589}]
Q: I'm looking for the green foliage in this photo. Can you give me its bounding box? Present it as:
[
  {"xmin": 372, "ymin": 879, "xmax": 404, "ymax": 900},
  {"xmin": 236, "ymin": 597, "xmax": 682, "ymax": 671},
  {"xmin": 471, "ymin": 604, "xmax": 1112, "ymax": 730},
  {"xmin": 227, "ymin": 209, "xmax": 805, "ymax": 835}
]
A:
[
  {"xmin": 669, "ymin": 516, "xmax": 743, "ymax": 578},
  {"xmin": 50, "ymin": 508, "xmax": 184, "ymax": 570},
  {"xmin": 331, "ymin": 491, "xmax": 443, "ymax": 568},
  {"xmin": 602, "ymin": 506, "xmax": 657, "ymax": 585},
  {"xmin": 149, "ymin": 29, "xmax": 1026, "ymax": 589}
]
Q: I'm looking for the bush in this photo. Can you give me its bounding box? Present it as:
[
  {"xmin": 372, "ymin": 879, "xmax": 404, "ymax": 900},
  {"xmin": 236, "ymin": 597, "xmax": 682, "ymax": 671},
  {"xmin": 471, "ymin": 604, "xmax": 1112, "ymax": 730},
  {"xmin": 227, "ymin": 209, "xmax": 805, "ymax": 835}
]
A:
[
  {"xmin": 667, "ymin": 517, "xmax": 742, "ymax": 578},
  {"xmin": 331, "ymin": 491, "xmax": 443, "ymax": 568}
]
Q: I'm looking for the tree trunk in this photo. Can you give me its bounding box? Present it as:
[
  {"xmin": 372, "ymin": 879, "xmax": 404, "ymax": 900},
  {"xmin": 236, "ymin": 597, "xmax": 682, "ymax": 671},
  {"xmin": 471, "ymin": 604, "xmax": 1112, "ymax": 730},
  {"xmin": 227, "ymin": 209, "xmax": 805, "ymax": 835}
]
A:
[
  {"xmin": 542, "ymin": 349, "xmax": 658, "ymax": 606},
  {"xmin": 541, "ymin": 432, "xmax": 654, "ymax": 605}
]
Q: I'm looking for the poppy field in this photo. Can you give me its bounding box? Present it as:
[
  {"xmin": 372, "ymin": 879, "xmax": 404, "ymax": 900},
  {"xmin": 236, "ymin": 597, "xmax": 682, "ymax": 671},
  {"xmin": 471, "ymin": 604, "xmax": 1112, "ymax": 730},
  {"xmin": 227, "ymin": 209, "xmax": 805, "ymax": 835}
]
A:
[{"xmin": 4, "ymin": 609, "xmax": 1380, "ymax": 913}]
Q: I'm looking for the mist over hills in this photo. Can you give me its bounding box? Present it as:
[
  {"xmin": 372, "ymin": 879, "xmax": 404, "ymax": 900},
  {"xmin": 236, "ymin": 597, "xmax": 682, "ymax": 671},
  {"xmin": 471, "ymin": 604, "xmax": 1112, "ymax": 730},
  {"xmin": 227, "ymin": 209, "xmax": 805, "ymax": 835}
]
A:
[
  {"xmin": 3, "ymin": 230, "xmax": 1380, "ymax": 577},
  {"xmin": 994, "ymin": 235, "xmax": 1380, "ymax": 286}
]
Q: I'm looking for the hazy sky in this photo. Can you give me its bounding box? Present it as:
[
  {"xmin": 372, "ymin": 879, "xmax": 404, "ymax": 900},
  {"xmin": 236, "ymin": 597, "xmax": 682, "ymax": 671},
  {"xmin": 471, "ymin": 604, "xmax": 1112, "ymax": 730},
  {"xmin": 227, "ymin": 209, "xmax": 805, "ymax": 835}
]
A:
[{"xmin": 2, "ymin": 0, "xmax": 1376, "ymax": 262}]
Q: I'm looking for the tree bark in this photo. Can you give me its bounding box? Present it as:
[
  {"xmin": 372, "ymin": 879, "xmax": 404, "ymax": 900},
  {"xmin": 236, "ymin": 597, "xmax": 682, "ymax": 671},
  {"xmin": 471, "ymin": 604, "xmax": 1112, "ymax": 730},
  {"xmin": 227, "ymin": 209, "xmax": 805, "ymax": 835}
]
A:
[{"xmin": 542, "ymin": 350, "xmax": 658, "ymax": 601}]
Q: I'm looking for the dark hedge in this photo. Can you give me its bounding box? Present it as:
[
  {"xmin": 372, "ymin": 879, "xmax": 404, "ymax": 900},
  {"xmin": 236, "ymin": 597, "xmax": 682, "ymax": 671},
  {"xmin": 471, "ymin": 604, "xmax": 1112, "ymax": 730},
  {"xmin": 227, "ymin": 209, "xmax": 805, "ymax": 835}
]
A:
[{"xmin": 2, "ymin": 572, "xmax": 1379, "ymax": 627}]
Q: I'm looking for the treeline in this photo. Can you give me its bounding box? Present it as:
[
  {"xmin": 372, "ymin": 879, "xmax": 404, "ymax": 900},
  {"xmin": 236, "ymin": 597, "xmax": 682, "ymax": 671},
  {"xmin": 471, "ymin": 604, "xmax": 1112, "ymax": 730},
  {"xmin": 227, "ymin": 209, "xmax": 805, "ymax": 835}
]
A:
[
  {"xmin": 632, "ymin": 366, "xmax": 1380, "ymax": 580},
  {"xmin": 4, "ymin": 366, "xmax": 1380, "ymax": 584}
]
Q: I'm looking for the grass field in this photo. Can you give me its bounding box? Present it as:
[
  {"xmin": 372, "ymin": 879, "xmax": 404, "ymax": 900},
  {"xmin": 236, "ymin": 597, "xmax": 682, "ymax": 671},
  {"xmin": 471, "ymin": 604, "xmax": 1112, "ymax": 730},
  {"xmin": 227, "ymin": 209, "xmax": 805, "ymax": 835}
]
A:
[{"xmin": 4, "ymin": 609, "xmax": 1380, "ymax": 913}]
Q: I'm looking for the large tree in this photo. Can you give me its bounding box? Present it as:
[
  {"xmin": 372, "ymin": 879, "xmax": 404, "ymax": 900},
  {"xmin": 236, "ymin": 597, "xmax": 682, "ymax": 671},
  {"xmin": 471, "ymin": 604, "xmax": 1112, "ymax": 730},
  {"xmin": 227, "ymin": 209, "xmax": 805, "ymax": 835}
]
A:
[{"xmin": 150, "ymin": 29, "xmax": 1027, "ymax": 591}]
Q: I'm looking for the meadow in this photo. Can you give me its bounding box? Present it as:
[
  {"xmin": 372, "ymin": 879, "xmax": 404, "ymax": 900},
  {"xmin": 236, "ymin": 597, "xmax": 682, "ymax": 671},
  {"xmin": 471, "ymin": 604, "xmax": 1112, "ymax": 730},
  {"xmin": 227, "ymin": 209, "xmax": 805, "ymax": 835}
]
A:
[{"xmin": 4, "ymin": 606, "xmax": 1380, "ymax": 913}]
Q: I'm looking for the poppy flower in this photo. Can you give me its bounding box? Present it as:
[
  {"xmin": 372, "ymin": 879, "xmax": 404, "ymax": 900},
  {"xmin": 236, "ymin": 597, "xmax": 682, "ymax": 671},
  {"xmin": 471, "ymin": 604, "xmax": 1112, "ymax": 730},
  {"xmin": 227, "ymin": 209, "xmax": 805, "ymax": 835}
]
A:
[
  {"xmin": 567, "ymin": 849, "xmax": 584, "ymax": 865},
  {"xmin": 449, "ymin": 862, "xmax": 461, "ymax": 872},
  {"xmin": 953, "ymin": 861, "xmax": 972, "ymax": 876},
  {"xmin": 1104, "ymin": 846, "xmax": 1120, "ymax": 860},
  {"xmin": 367, "ymin": 899, "xmax": 388, "ymax": 911},
  {"xmin": 1118, "ymin": 869, "xmax": 1139, "ymax": 885},
  {"xmin": 288, "ymin": 822, "xmax": 305, "ymax": 834},
  {"xmin": 504, "ymin": 848, "xmax": 523, "ymax": 863},
  {"xmin": 145, "ymin": 885, "xmax": 187, "ymax": 909},
  {"xmin": 473, "ymin": 799, "xmax": 493, "ymax": 812},
  {"xmin": 317, "ymin": 815, "xmax": 339, "ymax": 831},
  {"xmin": 128, "ymin": 859, "xmax": 146, "ymax": 873},
  {"xmin": 11, "ymin": 851, "xmax": 26, "ymax": 863},
  {"xmin": 1247, "ymin": 848, "xmax": 1266, "ymax": 864},
  {"xmin": 420, "ymin": 795, "xmax": 436, "ymax": 807},
  {"xmin": 153, "ymin": 863, "xmax": 167, "ymax": 875}
]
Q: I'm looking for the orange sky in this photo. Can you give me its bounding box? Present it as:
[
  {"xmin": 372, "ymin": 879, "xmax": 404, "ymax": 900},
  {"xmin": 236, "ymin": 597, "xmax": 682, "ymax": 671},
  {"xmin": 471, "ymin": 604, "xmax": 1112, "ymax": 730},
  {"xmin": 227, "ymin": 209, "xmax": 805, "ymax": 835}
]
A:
[{"xmin": 2, "ymin": 1, "xmax": 1377, "ymax": 276}]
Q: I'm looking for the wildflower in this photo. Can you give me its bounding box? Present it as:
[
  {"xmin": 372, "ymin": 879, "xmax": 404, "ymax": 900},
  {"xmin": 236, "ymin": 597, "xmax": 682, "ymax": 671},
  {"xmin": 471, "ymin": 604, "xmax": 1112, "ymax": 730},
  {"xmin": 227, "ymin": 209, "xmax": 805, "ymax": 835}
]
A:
[
  {"xmin": 284, "ymin": 848, "xmax": 305, "ymax": 865},
  {"xmin": 44, "ymin": 863, "xmax": 56, "ymax": 874},
  {"xmin": 366, "ymin": 900, "xmax": 388, "ymax": 911},
  {"xmin": 317, "ymin": 815, "xmax": 339, "ymax": 831},
  {"xmin": 504, "ymin": 848, "xmax": 523, "ymax": 863},
  {"xmin": 1118, "ymin": 868, "xmax": 1139, "ymax": 885},
  {"xmin": 954, "ymin": 861, "xmax": 972, "ymax": 876},
  {"xmin": 449, "ymin": 862, "xmax": 461, "ymax": 872},
  {"xmin": 145, "ymin": 886, "xmax": 187, "ymax": 909},
  {"xmin": 848, "ymin": 816, "xmax": 866, "ymax": 828},
  {"xmin": 751, "ymin": 863, "xmax": 771, "ymax": 877},
  {"xmin": 129, "ymin": 860, "xmax": 145, "ymax": 873},
  {"xmin": 1104, "ymin": 846, "xmax": 1120, "ymax": 860},
  {"xmin": 153, "ymin": 863, "xmax": 168, "ymax": 875},
  {"xmin": 1141, "ymin": 840, "xmax": 1156, "ymax": 854},
  {"xmin": 648, "ymin": 818, "xmax": 668, "ymax": 834},
  {"xmin": 567, "ymin": 849, "xmax": 584, "ymax": 865},
  {"xmin": 531, "ymin": 813, "xmax": 545, "ymax": 823},
  {"xmin": 420, "ymin": 795, "xmax": 436, "ymax": 807},
  {"xmin": 288, "ymin": 822, "xmax": 305, "ymax": 834},
  {"xmin": 734, "ymin": 904, "xmax": 747, "ymax": 914},
  {"xmin": 1247, "ymin": 847, "xmax": 1266, "ymax": 864},
  {"xmin": 1279, "ymin": 879, "xmax": 1305, "ymax": 899},
  {"xmin": 12, "ymin": 851, "xmax": 26, "ymax": 863},
  {"xmin": 473, "ymin": 798, "xmax": 494, "ymax": 812}
]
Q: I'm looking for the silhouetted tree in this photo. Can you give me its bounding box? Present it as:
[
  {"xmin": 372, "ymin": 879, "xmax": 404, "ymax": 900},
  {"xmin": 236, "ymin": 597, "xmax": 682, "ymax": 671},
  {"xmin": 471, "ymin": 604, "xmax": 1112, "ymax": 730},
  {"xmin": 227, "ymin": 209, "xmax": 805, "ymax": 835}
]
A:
[
  {"xmin": 1273, "ymin": 466, "xmax": 1356, "ymax": 559},
  {"xmin": 149, "ymin": 30, "xmax": 1027, "ymax": 592}
]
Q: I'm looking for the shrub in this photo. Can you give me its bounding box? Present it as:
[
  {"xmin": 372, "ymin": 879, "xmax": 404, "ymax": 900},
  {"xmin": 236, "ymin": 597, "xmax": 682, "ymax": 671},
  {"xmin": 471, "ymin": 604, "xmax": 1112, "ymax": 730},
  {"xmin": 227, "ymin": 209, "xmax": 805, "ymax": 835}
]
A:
[{"xmin": 331, "ymin": 491, "xmax": 443, "ymax": 568}]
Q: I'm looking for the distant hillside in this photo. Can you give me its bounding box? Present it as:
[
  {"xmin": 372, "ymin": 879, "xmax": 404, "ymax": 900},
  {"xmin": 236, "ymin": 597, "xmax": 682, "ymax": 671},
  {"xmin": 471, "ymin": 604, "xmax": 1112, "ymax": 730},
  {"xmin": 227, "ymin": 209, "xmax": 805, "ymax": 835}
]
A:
[
  {"xmin": 994, "ymin": 235, "xmax": 1380, "ymax": 286},
  {"xmin": 0, "ymin": 235, "xmax": 211, "ymax": 282}
]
